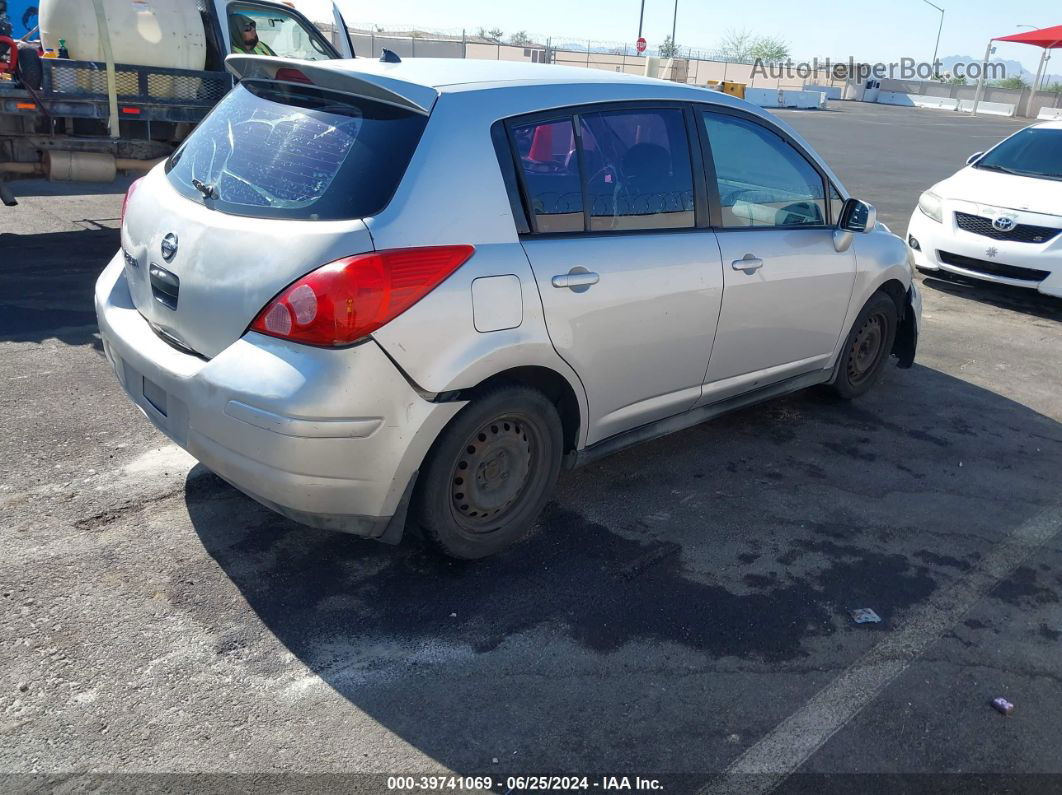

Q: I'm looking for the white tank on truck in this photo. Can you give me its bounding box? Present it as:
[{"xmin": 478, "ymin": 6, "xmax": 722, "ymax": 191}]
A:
[{"xmin": 38, "ymin": 0, "xmax": 207, "ymax": 71}]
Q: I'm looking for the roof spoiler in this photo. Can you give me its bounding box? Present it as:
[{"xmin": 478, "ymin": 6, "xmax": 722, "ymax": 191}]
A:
[{"xmin": 225, "ymin": 55, "xmax": 438, "ymax": 115}]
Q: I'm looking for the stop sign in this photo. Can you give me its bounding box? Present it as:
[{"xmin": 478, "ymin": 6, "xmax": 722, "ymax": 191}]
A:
[{"xmin": 636, "ymin": 37, "xmax": 647, "ymax": 54}]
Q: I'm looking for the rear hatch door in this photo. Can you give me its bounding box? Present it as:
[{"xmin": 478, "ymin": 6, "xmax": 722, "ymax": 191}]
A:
[{"xmin": 121, "ymin": 77, "xmax": 428, "ymax": 358}]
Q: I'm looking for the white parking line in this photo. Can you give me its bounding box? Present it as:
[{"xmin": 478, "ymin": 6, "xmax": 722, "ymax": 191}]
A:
[{"xmin": 699, "ymin": 504, "xmax": 1062, "ymax": 795}]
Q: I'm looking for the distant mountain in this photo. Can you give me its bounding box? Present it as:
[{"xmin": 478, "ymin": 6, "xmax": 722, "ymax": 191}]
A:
[{"xmin": 940, "ymin": 54, "xmax": 1061, "ymax": 86}]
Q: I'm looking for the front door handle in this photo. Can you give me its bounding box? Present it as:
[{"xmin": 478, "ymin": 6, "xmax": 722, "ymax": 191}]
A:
[
  {"xmin": 732, "ymin": 254, "xmax": 764, "ymax": 273},
  {"xmin": 552, "ymin": 269, "xmax": 600, "ymax": 291}
]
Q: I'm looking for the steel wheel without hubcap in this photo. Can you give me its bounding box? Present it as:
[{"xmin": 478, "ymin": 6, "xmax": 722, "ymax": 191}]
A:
[
  {"xmin": 830, "ymin": 291, "xmax": 898, "ymax": 400},
  {"xmin": 414, "ymin": 385, "xmax": 563, "ymax": 559},
  {"xmin": 847, "ymin": 311, "xmax": 887, "ymax": 386},
  {"xmin": 450, "ymin": 415, "xmax": 536, "ymax": 532}
]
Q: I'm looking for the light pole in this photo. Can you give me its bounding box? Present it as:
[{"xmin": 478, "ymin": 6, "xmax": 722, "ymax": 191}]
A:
[
  {"xmin": 971, "ymin": 39, "xmax": 995, "ymax": 115},
  {"xmin": 920, "ymin": 0, "xmax": 944, "ymax": 77},
  {"xmin": 671, "ymin": 0, "xmax": 678, "ymax": 52}
]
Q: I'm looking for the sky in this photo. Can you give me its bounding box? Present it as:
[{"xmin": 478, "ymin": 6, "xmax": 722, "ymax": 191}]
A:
[{"xmin": 292, "ymin": 0, "xmax": 1060, "ymax": 75}]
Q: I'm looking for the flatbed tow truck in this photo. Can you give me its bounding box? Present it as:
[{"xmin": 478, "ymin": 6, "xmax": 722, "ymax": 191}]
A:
[{"xmin": 0, "ymin": 0, "xmax": 353, "ymax": 206}]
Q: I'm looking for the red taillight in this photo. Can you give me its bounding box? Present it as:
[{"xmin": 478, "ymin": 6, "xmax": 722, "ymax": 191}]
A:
[
  {"xmin": 120, "ymin": 177, "xmax": 143, "ymax": 228},
  {"xmin": 250, "ymin": 246, "xmax": 475, "ymax": 347},
  {"xmin": 275, "ymin": 67, "xmax": 312, "ymax": 84}
]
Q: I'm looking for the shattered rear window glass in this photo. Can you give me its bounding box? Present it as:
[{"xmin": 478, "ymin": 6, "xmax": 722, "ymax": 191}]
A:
[{"xmin": 166, "ymin": 82, "xmax": 426, "ymax": 220}]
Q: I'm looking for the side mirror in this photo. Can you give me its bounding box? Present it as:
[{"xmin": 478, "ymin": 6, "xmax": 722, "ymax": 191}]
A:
[
  {"xmin": 840, "ymin": 198, "xmax": 877, "ymax": 233},
  {"xmin": 966, "ymin": 152, "xmax": 983, "ymax": 165},
  {"xmin": 834, "ymin": 199, "xmax": 877, "ymax": 252}
]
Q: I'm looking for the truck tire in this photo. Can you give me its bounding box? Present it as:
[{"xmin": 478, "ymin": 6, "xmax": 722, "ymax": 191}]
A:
[{"xmin": 16, "ymin": 45, "xmax": 43, "ymax": 90}]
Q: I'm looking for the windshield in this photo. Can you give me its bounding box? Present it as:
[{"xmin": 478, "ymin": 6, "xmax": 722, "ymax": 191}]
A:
[
  {"xmin": 975, "ymin": 127, "xmax": 1062, "ymax": 181},
  {"xmin": 165, "ymin": 82, "xmax": 426, "ymax": 220}
]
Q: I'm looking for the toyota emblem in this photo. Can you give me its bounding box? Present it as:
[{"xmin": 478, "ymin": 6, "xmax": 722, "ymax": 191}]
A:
[
  {"xmin": 161, "ymin": 233, "xmax": 179, "ymax": 262},
  {"xmin": 992, "ymin": 216, "xmax": 1016, "ymax": 232}
]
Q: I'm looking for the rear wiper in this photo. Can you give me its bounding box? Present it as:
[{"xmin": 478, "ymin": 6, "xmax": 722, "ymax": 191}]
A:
[{"xmin": 191, "ymin": 178, "xmax": 219, "ymax": 200}]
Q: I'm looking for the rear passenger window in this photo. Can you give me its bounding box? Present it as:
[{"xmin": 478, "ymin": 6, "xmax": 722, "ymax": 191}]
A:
[
  {"xmin": 702, "ymin": 112, "xmax": 826, "ymax": 228},
  {"xmin": 511, "ymin": 118, "xmax": 584, "ymax": 233},
  {"xmin": 579, "ymin": 108, "xmax": 695, "ymax": 231}
]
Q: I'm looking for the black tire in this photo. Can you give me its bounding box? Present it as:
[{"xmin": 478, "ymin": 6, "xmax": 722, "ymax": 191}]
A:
[
  {"xmin": 15, "ymin": 45, "xmax": 43, "ymax": 91},
  {"xmin": 413, "ymin": 385, "xmax": 563, "ymax": 559},
  {"xmin": 830, "ymin": 291, "xmax": 898, "ymax": 399}
]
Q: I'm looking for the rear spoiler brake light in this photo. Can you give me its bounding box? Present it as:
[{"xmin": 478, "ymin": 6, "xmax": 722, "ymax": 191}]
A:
[{"xmin": 224, "ymin": 55, "xmax": 438, "ymax": 115}]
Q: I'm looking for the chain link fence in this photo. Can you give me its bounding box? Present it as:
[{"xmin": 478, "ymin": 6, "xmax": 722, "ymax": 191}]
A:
[
  {"xmin": 315, "ymin": 20, "xmax": 1062, "ymax": 115},
  {"xmin": 317, "ymin": 23, "xmax": 842, "ymax": 90}
]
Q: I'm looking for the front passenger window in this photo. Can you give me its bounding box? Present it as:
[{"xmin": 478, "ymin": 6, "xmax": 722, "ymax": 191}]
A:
[{"xmin": 702, "ymin": 112, "xmax": 827, "ymax": 228}]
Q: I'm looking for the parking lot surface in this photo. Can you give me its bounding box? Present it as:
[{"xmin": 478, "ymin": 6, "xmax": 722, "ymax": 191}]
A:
[{"xmin": 1, "ymin": 102, "xmax": 1061, "ymax": 792}]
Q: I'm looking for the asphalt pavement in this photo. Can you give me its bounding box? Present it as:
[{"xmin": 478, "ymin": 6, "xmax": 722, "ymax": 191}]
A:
[{"xmin": 1, "ymin": 102, "xmax": 1060, "ymax": 793}]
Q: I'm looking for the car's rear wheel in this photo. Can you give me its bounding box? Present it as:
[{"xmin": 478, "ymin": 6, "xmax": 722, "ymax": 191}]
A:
[
  {"xmin": 413, "ymin": 385, "xmax": 563, "ymax": 559},
  {"xmin": 830, "ymin": 291, "xmax": 898, "ymax": 399}
]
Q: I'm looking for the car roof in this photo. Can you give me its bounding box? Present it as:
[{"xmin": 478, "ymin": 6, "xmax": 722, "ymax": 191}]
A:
[
  {"xmin": 1034, "ymin": 120, "xmax": 1062, "ymax": 130},
  {"xmin": 227, "ymin": 53, "xmax": 752, "ymax": 116}
]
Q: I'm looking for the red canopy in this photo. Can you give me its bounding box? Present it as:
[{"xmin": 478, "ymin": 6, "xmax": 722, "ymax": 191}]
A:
[{"xmin": 994, "ymin": 25, "xmax": 1062, "ymax": 48}]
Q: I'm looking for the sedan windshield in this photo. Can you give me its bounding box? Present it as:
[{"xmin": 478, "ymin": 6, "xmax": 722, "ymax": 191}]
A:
[{"xmin": 975, "ymin": 127, "xmax": 1062, "ymax": 181}]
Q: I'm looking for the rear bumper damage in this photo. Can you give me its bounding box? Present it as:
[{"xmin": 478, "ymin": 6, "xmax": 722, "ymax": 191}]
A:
[{"xmin": 95, "ymin": 253, "xmax": 463, "ymax": 540}]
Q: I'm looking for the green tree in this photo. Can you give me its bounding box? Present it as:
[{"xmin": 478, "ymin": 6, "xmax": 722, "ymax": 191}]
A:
[
  {"xmin": 990, "ymin": 75, "xmax": 1027, "ymax": 90},
  {"xmin": 717, "ymin": 29, "xmax": 788, "ymax": 63},
  {"xmin": 509, "ymin": 30, "xmax": 532, "ymax": 46},
  {"xmin": 717, "ymin": 28, "xmax": 753, "ymax": 62},
  {"xmin": 748, "ymin": 35, "xmax": 790, "ymax": 63},
  {"xmin": 476, "ymin": 27, "xmax": 504, "ymax": 43},
  {"xmin": 659, "ymin": 35, "xmax": 680, "ymax": 59},
  {"xmin": 934, "ymin": 72, "xmax": 967, "ymax": 85}
]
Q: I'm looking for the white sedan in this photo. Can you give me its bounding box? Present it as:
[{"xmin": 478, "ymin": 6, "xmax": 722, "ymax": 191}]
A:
[{"xmin": 907, "ymin": 120, "xmax": 1062, "ymax": 298}]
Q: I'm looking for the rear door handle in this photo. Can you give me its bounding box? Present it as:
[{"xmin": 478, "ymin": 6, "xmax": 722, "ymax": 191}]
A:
[
  {"xmin": 552, "ymin": 270, "xmax": 600, "ymax": 290},
  {"xmin": 732, "ymin": 254, "xmax": 764, "ymax": 273}
]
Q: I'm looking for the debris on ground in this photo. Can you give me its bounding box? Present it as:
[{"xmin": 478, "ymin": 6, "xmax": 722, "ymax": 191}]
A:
[
  {"xmin": 992, "ymin": 697, "xmax": 1015, "ymax": 716},
  {"xmin": 850, "ymin": 608, "xmax": 883, "ymax": 624}
]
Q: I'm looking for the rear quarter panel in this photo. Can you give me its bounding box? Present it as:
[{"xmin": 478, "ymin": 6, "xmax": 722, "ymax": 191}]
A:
[{"xmin": 367, "ymin": 89, "xmax": 591, "ymax": 445}]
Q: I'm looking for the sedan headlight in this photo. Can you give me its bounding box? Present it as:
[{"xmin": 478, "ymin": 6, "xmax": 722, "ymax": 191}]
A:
[{"xmin": 918, "ymin": 191, "xmax": 943, "ymax": 223}]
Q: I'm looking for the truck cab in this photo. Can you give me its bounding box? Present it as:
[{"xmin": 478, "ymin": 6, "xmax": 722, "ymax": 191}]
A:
[{"xmin": 205, "ymin": 1, "xmax": 353, "ymax": 68}]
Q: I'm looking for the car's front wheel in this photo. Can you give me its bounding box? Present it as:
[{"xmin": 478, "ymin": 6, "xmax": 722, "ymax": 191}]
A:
[
  {"xmin": 830, "ymin": 291, "xmax": 898, "ymax": 399},
  {"xmin": 413, "ymin": 385, "xmax": 563, "ymax": 559}
]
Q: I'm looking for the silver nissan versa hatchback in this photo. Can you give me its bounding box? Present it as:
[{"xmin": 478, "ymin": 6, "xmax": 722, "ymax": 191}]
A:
[{"xmin": 96, "ymin": 54, "xmax": 921, "ymax": 559}]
